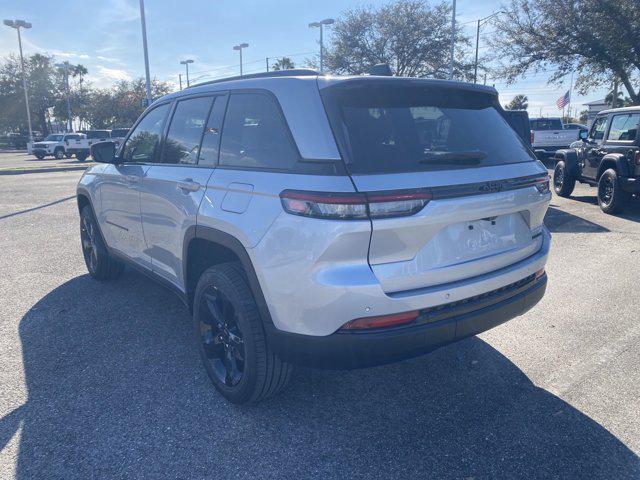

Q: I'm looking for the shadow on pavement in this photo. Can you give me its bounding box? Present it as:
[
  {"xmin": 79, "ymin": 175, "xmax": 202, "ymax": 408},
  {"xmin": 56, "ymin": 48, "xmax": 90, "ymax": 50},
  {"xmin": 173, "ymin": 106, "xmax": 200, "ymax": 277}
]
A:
[
  {"xmin": 0, "ymin": 196, "xmax": 75, "ymax": 221},
  {"xmin": 544, "ymin": 206, "xmax": 610, "ymax": 233},
  {"xmin": 1, "ymin": 272, "xmax": 638, "ymax": 478}
]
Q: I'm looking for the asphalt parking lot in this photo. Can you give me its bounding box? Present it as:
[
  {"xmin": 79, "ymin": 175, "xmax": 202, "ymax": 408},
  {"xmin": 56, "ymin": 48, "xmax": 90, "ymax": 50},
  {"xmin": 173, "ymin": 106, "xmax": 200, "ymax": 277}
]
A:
[{"xmin": 1, "ymin": 161, "xmax": 639, "ymax": 479}]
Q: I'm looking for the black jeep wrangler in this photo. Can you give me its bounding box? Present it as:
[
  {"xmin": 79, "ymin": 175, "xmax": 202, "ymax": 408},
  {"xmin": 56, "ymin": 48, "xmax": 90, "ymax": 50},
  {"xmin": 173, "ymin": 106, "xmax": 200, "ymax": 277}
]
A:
[{"xmin": 553, "ymin": 107, "xmax": 640, "ymax": 214}]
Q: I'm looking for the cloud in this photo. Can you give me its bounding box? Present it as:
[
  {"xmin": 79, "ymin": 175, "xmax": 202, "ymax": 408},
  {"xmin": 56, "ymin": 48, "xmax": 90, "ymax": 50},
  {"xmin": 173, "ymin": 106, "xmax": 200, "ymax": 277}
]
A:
[
  {"xmin": 50, "ymin": 50, "xmax": 90, "ymax": 59},
  {"xmin": 86, "ymin": 66, "xmax": 133, "ymax": 87},
  {"xmin": 97, "ymin": 66, "xmax": 132, "ymax": 81},
  {"xmin": 108, "ymin": 0, "xmax": 140, "ymax": 22}
]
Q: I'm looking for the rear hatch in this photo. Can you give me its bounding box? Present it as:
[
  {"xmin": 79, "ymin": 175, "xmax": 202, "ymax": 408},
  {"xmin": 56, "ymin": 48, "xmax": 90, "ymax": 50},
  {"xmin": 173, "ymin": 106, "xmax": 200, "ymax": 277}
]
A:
[{"xmin": 320, "ymin": 79, "xmax": 550, "ymax": 294}]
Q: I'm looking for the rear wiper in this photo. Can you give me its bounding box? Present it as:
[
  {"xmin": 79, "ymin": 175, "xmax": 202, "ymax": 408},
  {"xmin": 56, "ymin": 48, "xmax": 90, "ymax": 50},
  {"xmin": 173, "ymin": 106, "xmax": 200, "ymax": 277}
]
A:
[{"xmin": 420, "ymin": 150, "xmax": 487, "ymax": 165}]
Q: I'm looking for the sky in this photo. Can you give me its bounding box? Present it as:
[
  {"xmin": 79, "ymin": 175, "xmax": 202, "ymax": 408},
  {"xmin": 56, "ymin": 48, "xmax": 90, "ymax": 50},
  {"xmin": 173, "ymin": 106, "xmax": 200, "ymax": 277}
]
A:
[{"xmin": 0, "ymin": 0, "xmax": 612, "ymax": 118}]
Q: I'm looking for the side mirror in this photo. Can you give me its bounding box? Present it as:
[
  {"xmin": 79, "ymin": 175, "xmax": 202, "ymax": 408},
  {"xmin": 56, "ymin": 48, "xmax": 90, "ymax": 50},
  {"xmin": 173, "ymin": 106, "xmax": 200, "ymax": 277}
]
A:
[
  {"xmin": 579, "ymin": 130, "xmax": 588, "ymax": 141},
  {"xmin": 91, "ymin": 141, "xmax": 118, "ymax": 163}
]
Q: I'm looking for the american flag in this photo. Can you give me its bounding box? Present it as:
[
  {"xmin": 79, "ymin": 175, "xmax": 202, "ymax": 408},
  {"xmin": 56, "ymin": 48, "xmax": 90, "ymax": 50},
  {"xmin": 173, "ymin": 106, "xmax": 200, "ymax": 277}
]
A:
[{"xmin": 556, "ymin": 90, "xmax": 570, "ymax": 109}]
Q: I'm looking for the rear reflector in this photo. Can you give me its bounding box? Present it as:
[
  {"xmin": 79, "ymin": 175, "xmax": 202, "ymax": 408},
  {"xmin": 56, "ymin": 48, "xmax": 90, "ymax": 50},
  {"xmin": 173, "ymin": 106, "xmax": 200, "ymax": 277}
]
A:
[
  {"xmin": 340, "ymin": 310, "xmax": 420, "ymax": 330},
  {"xmin": 280, "ymin": 189, "xmax": 431, "ymax": 220}
]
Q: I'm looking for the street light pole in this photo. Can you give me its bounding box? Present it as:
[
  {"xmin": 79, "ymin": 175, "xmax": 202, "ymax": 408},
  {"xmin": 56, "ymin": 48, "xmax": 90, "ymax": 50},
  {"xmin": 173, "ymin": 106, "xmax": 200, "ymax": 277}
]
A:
[
  {"xmin": 180, "ymin": 59, "xmax": 194, "ymax": 87},
  {"xmin": 309, "ymin": 19, "xmax": 334, "ymax": 73},
  {"xmin": 56, "ymin": 62, "xmax": 73, "ymax": 131},
  {"xmin": 233, "ymin": 43, "xmax": 249, "ymax": 76},
  {"xmin": 4, "ymin": 19, "xmax": 34, "ymax": 143},
  {"xmin": 448, "ymin": 0, "xmax": 456, "ymax": 80},
  {"xmin": 473, "ymin": 11, "xmax": 504, "ymax": 83},
  {"xmin": 139, "ymin": 0, "xmax": 152, "ymax": 105}
]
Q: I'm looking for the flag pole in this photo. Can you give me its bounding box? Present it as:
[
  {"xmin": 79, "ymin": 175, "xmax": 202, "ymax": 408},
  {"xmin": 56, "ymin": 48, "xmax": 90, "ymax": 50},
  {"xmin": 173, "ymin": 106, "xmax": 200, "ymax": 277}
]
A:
[{"xmin": 567, "ymin": 71, "xmax": 574, "ymax": 120}]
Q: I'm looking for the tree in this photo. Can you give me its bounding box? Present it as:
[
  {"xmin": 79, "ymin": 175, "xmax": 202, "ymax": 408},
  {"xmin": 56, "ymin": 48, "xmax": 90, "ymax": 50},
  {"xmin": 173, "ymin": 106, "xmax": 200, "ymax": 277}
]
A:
[
  {"xmin": 0, "ymin": 53, "xmax": 58, "ymax": 135},
  {"xmin": 272, "ymin": 57, "xmax": 295, "ymax": 71},
  {"xmin": 604, "ymin": 89, "xmax": 633, "ymax": 108},
  {"xmin": 505, "ymin": 94, "xmax": 529, "ymax": 110},
  {"xmin": 489, "ymin": 0, "xmax": 640, "ymax": 104},
  {"xmin": 322, "ymin": 0, "xmax": 472, "ymax": 79},
  {"xmin": 82, "ymin": 78, "xmax": 172, "ymax": 128},
  {"xmin": 579, "ymin": 109, "xmax": 588, "ymax": 123}
]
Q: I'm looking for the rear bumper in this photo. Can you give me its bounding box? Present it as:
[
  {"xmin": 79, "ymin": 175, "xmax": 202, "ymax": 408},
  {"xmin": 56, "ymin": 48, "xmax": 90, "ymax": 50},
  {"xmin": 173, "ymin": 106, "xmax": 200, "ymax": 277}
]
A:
[
  {"xmin": 621, "ymin": 177, "xmax": 640, "ymax": 193},
  {"xmin": 267, "ymin": 273, "xmax": 547, "ymax": 369}
]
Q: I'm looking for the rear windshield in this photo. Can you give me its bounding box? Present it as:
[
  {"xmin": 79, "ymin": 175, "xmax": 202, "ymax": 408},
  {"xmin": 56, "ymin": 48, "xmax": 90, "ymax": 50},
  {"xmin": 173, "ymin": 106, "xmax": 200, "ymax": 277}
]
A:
[
  {"xmin": 321, "ymin": 82, "xmax": 535, "ymax": 174},
  {"xmin": 86, "ymin": 130, "xmax": 110, "ymax": 139},
  {"xmin": 530, "ymin": 118, "xmax": 563, "ymax": 130}
]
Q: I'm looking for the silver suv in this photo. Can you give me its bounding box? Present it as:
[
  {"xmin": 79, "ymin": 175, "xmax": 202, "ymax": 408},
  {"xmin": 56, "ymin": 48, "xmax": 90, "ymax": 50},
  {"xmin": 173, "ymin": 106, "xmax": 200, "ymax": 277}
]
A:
[{"xmin": 77, "ymin": 70, "xmax": 551, "ymax": 404}]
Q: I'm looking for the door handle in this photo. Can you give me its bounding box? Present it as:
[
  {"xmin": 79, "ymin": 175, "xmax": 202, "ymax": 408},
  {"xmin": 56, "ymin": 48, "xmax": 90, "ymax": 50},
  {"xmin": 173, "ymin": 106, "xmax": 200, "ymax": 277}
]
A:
[{"xmin": 177, "ymin": 179, "xmax": 201, "ymax": 192}]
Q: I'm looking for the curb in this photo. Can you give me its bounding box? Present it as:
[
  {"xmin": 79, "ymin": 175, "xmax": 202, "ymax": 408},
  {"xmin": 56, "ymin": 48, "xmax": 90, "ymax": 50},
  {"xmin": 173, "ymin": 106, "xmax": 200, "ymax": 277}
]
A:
[{"xmin": 0, "ymin": 164, "xmax": 92, "ymax": 176}]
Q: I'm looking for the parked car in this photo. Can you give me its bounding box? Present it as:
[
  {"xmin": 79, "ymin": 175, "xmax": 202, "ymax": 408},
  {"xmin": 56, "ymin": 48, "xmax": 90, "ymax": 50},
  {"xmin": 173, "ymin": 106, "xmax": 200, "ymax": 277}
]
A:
[
  {"xmin": 78, "ymin": 71, "xmax": 551, "ymax": 404},
  {"xmin": 32, "ymin": 133, "xmax": 84, "ymax": 160},
  {"xmin": 530, "ymin": 117, "xmax": 580, "ymax": 157},
  {"xmin": 553, "ymin": 106, "xmax": 640, "ymax": 214},
  {"xmin": 66, "ymin": 130, "xmax": 111, "ymax": 162}
]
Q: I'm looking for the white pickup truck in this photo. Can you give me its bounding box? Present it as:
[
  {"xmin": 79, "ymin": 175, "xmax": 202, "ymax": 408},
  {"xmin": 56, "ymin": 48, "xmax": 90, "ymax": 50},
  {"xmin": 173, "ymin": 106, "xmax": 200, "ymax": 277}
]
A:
[
  {"xmin": 530, "ymin": 117, "xmax": 580, "ymax": 157},
  {"xmin": 65, "ymin": 128, "xmax": 130, "ymax": 162}
]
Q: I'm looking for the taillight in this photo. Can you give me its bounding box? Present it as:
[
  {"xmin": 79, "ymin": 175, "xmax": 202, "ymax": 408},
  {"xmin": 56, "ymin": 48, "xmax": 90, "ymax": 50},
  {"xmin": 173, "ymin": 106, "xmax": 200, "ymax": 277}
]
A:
[
  {"xmin": 340, "ymin": 310, "xmax": 420, "ymax": 330},
  {"xmin": 534, "ymin": 176, "xmax": 550, "ymax": 194},
  {"xmin": 530, "ymin": 130, "xmax": 535, "ymax": 144},
  {"xmin": 635, "ymin": 151, "xmax": 640, "ymax": 166},
  {"xmin": 280, "ymin": 189, "xmax": 431, "ymax": 220}
]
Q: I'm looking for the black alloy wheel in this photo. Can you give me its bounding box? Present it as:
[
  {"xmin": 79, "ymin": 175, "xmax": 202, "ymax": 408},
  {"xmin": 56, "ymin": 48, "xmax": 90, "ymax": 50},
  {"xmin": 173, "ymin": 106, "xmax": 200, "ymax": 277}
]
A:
[
  {"xmin": 198, "ymin": 287, "xmax": 245, "ymax": 387},
  {"xmin": 80, "ymin": 212, "xmax": 99, "ymax": 275}
]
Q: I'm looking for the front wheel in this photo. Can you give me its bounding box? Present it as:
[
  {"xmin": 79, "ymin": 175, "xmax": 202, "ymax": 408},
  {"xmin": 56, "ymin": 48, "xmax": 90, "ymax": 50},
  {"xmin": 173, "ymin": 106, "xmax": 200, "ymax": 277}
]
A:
[
  {"xmin": 193, "ymin": 262, "xmax": 292, "ymax": 404},
  {"xmin": 65, "ymin": 153, "xmax": 72, "ymax": 159},
  {"xmin": 34, "ymin": 152, "xmax": 45, "ymax": 160},
  {"xmin": 598, "ymin": 168, "xmax": 630, "ymax": 214},
  {"xmin": 80, "ymin": 205, "xmax": 124, "ymax": 280},
  {"xmin": 76, "ymin": 152, "xmax": 88, "ymax": 162},
  {"xmin": 553, "ymin": 160, "xmax": 576, "ymax": 197}
]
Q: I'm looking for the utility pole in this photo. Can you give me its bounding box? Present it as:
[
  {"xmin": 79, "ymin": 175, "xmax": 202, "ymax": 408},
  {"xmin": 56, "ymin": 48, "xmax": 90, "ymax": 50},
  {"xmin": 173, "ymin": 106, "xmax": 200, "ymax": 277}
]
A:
[
  {"xmin": 3, "ymin": 19, "xmax": 34, "ymax": 143},
  {"xmin": 55, "ymin": 62, "xmax": 73, "ymax": 131},
  {"xmin": 180, "ymin": 59, "xmax": 194, "ymax": 87},
  {"xmin": 139, "ymin": 0, "xmax": 152, "ymax": 105},
  {"xmin": 179, "ymin": 73, "xmax": 182, "ymax": 90},
  {"xmin": 266, "ymin": 57, "xmax": 269, "ymax": 72},
  {"xmin": 448, "ymin": 0, "xmax": 456, "ymax": 80},
  {"xmin": 309, "ymin": 19, "xmax": 335, "ymax": 73}
]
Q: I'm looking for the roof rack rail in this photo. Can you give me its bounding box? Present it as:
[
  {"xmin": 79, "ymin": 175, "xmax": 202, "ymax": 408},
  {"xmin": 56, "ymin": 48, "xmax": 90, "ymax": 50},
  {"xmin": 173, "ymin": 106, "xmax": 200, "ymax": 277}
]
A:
[{"xmin": 188, "ymin": 69, "xmax": 322, "ymax": 88}]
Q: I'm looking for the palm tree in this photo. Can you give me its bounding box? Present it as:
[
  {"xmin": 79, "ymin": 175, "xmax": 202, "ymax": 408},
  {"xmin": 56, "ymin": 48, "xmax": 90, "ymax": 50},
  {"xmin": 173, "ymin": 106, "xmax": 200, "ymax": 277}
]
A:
[{"xmin": 272, "ymin": 57, "xmax": 295, "ymax": 71}]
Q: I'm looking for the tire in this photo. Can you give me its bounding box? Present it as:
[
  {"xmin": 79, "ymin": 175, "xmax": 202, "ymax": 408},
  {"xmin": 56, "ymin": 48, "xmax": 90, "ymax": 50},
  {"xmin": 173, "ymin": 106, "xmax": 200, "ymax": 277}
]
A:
[
  {"xmin": 34, "ymin": 152, "xmax": 45, "ymax": 160},
  {"xmin": 553, "ymin": 160, "xmax": 576, "ymax": 197},
  {"xmin": 193, "ymin": 262, "xmax": 293, "ymax": 404},
  {"xmin": 77, "ymin": 152, "xmax": 88, "ymax": 162},
  {"xmin": 598, "ymin": 168, "xmax": 630, "ymax": 214},
  {"xmin": 54, "ymin": 148, "xmax": 65, "ymax": 160},
  {"xmin": 65, "ymin": 153, "xmax": 72, "ymax": 159},
  {"xmin": 80, "ymin": 205, "xmax": 124, "ymax": 280}
]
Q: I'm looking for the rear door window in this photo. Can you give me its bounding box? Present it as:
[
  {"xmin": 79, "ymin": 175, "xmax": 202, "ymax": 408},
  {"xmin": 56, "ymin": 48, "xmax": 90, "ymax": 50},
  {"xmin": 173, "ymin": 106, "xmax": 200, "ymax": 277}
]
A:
[
  {"xmin": 161, "ymin": 97, "xmax": 213, "ymax": 165},
  {"xmin": 322, "ymin": 83, "xmax": 535, "ymax": 174},
  {"xmin": 219, "ymin": 92, "xmax": 299, "ymax": 170},
  {"xmin": 606, "ymin": 113, "xmax": 640, "ymax": 142}
]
